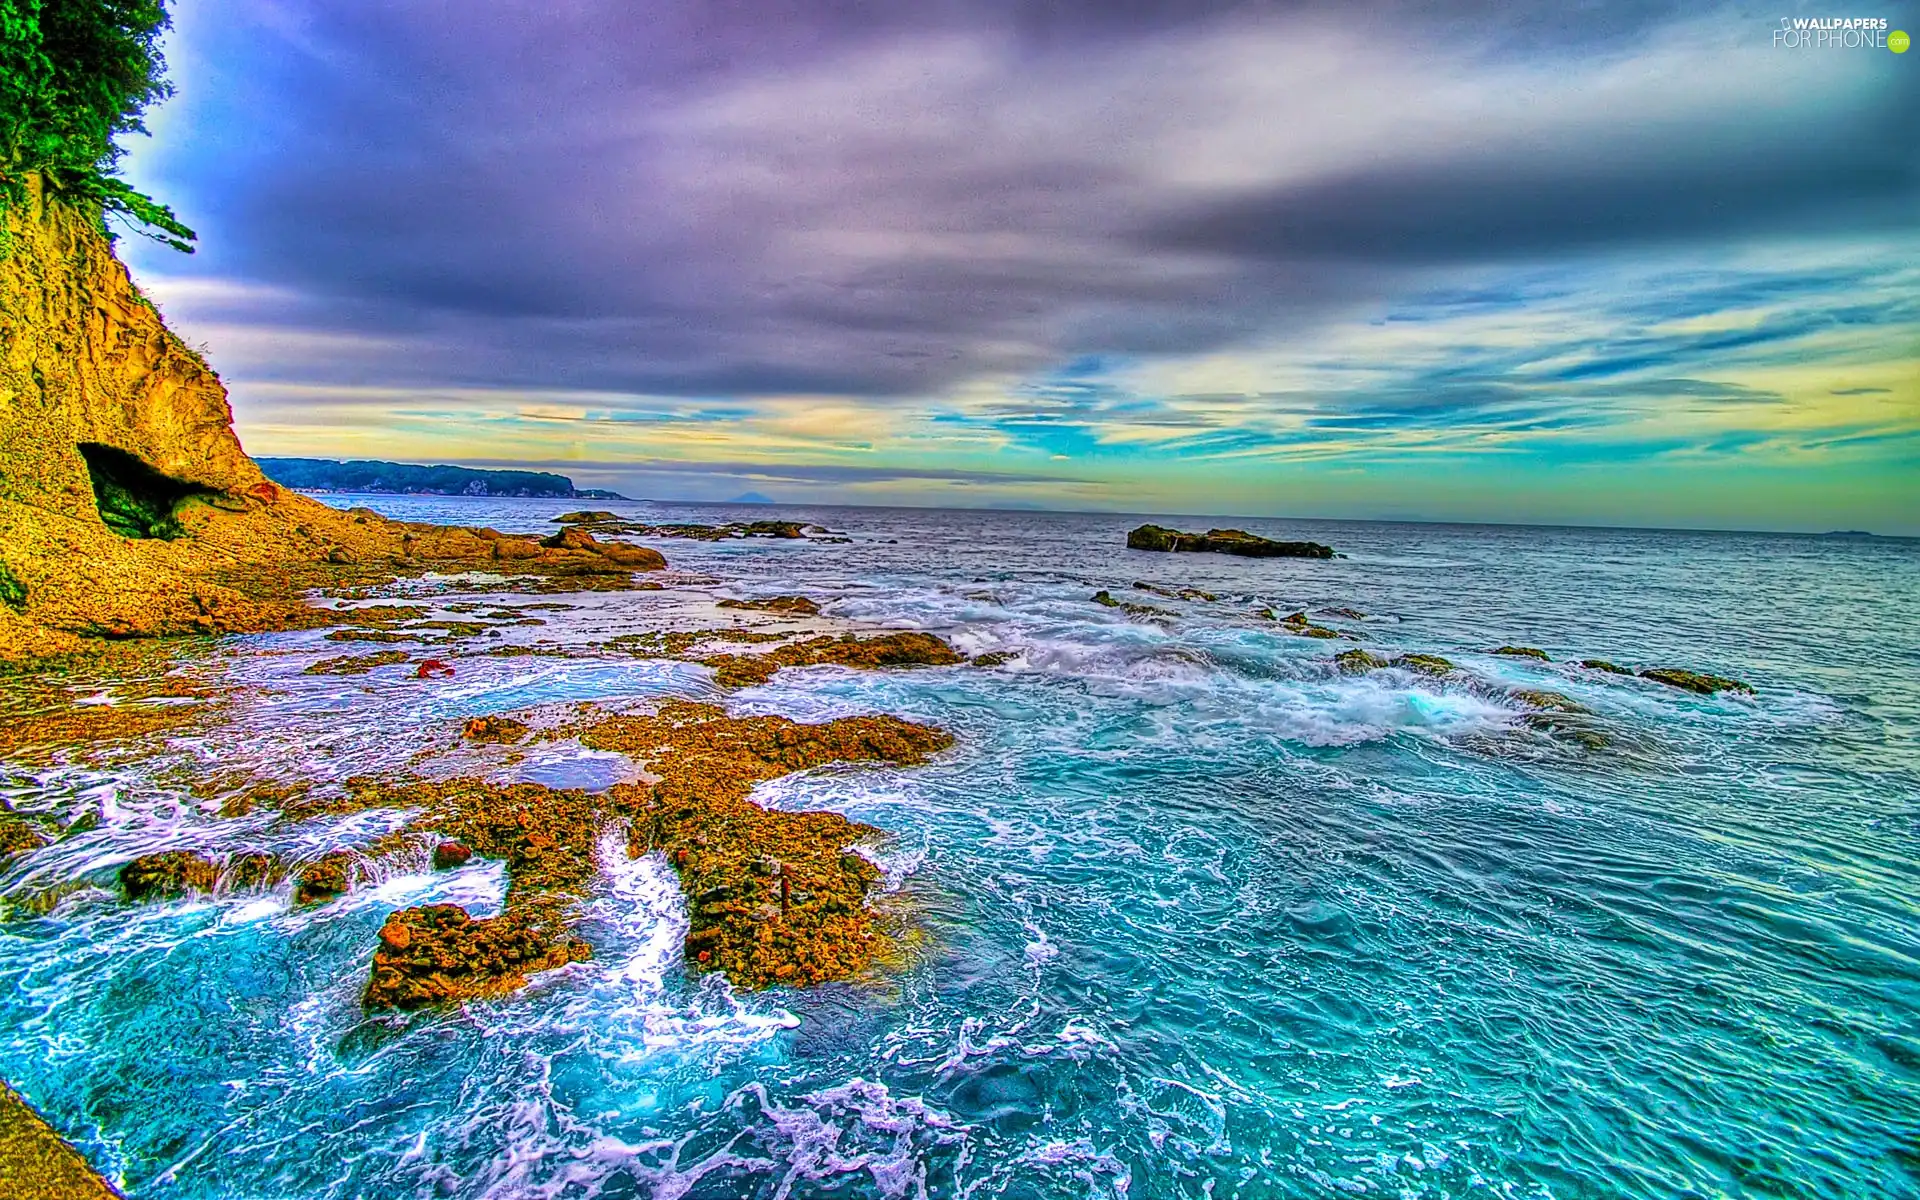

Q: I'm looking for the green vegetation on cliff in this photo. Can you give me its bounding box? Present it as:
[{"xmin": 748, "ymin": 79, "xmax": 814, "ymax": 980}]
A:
[{"xmin": 1, "ymin": 0, "xmax": 194, "ymax": 252}]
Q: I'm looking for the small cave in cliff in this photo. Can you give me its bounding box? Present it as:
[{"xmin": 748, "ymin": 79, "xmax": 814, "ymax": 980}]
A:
[{"xmin": 76, "ymin": 444, "xmax": 209, "ymax": 540}]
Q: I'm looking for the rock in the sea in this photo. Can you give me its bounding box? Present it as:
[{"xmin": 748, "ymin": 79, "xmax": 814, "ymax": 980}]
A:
[
  {"xmin": 1127, "ymin": 524, "xmax": 1335, "ymax": 559},
  {"xmin": 0, "ymin": 809, "xmax": 47, "ymax": 865},
  {"xmin": 1334, "ymin": 649, "xmax": 1390, "ymax": 674},
  {"xmin": 1276, "ymin": 610, "xmax": 1345, "ymax": 639},
  {"xmin": 364, "ymin": 905, "xmax": 590, "ymax": 1010},
  {"xmin": 462, "ymin": 715, "xmax": 529, "ymax": 743},
  {"xmin": 1393, "ymin": 653, "xmax": 1456, "ymax": 677},
  {"xmin": 1492, "ymin": 646, "xmax": 1550, "ymax": 660},
  {"xmin": 1092, "ymin": 590, "xmax": 1120, "ymax": 607},
  {"xmin": 1639, "ymin": 668, "xmax": 1753, "ymax": 695},
  {"xmin": 304, "ymin": 650, "xmax": 410, "ymax": 675},
  {"xmin": 717, "ymin": 595, "xmax": 821, "ymax": 615},
  {"xmin": 970, "ymin": 651, "xmax": 1016, "ymax": 667},
  {"xmin": 1510, "ymin": 689, "xmax": 1587, "ymax": 713},
  {"xmin": 1320, "ymin": 606, "xmax": 1367, "ymax": 620},
  {"xmin": 295, "ymin": 851, "xmax": 355, "ymax": 905},
  {"xmin": 553, "ymin": 511, "xmax": 619, "ymax": 524},
  {"xmin": 348, "ymin": 701, "xmax": 956, "ymax": 1007},
  {"xmin": 1580, "ymin": 659, "xmax": 1634, "ymax": 675},
  {"xmin": 120, "ymin": 850, "xmax": 220, "ymax": 901}
]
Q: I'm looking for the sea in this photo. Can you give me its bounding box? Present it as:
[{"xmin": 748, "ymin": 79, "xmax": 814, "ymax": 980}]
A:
[{"xmin": 1, "ymin": 498, "xmax": 1916, "ymax": 1200}]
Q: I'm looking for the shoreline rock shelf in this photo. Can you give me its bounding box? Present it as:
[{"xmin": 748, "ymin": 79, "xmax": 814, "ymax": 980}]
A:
[
  {"xmin": 1127, "ymin": 524, "xmax": 1335, "ymax": 559},
  {"xmin": 354, "ymin": 701, "xmax": 955, "ymax": 1008}
]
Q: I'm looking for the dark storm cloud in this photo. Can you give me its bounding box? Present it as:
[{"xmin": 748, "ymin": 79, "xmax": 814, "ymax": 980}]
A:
[{"xmin": 140, "ymin": 0, "xmax": 1916, "ymax": 404}]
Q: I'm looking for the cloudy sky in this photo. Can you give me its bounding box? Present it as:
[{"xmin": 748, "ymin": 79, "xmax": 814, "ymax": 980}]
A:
[{"xmin": 120, "ymin": 0, "xmax": 1917, "ymax": 530}]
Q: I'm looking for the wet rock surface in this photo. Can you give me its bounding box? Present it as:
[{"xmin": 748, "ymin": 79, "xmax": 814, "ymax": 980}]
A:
[
  {"xmin": 1492, "ymin": 646, "xmax": 1550, "ymax": 660},
  {"xmin": 120, "ymin": 850, "xmax": 220, "ymax": 901},
  {"xmin": 342, "ymin": 701, "xmax": 954, "ymax": 1007},
  {"xmin": 1639, "ymin": 668, "xmax": 1753, "ymax": 695},
  {"xmin": 703, "ymin": 631, "xmax": 966, "ymax": 689},
  {"xmin": 716, "ymin": 595, "xmax": 821, "ymax": 615},
  {"xmin": 1126, "ymin": 524, "xmax": 1336, "ymax": 559}
]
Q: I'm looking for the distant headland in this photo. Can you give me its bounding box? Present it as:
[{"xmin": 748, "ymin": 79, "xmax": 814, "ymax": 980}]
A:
[{"xmin": 256, "ymin": 457, "xmax": 628, "ymax": 500}]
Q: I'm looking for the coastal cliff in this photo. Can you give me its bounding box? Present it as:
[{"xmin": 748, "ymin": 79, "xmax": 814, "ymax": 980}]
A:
[{"xmin": 0, "ymin": 177, "xmax": 656, "ymax": 662}]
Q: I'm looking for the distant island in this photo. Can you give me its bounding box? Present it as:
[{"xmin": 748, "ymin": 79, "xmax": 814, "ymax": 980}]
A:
[{"xmin": 257, "ymin": 458, "xmax": 628, "ymax": 500}]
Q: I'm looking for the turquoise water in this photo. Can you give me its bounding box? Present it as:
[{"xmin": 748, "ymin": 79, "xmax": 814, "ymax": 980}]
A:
[{"xmin": 2, "ymin": 500, "xmax": 1916, "ymax": 1198}]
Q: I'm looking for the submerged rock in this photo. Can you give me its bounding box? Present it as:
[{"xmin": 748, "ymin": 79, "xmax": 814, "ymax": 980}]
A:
[
  {"xmin": 1127, "ymin": 524, "xmax": 1335, "ymax": 559},
  {"xmin": 120, "ymin": 850, "xmax": 220, "ymax": 901},
  {"xmin": 1320, "ymin": 606, "xmax": 1367, "ymax": 620},
  {"xmin": 970, "ymin": 650, "xmax": 1016, "ymax": 667},
  {"xmin": 1639, "ymin": 668, "xmax": 1753, "ymax": 695},
  {"xmin": 1580, "ymin": 659, "xmax": 1634, "ymax": 675},
  {"xmin": 1492, "ymin": 646, "xmax": 1550, "ymax": 661}
]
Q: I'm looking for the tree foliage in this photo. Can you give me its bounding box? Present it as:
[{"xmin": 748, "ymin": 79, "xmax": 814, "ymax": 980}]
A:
[{"xmin": 0, "ymin": 0, "xmax": 194, "ymax": 252}]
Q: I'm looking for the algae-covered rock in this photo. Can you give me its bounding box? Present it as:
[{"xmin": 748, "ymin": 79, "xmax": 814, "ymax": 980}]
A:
[
  {"xmin": 1393, "ymin": 653, "xmax": 1456, "ymax": 677},
  {"xmin": 1639, "ymin": 668, "xmax": 1753, "ymax": 695},
  {"xmin": 0, "ymin": 809, "xmax": 47, "ymax": 865},
  {"xmin": 1127, "ymin": 524, "xmax": 1335, "ymax": 559},
  {"xmin": 553, "ymin": 511, "xmax": 619, "ymax": 524},
  {"xmin": 1492, "ymin": 646, "xmax": 1550, "ymax": 661},
  {"xmin": 970, "ymin": 651, "xmax": 1016, "ymax": 667},
  {"xmin": 1580, "ymin": 659, "xmax": 1633, "ymax": 675},
  {"xmin": 365, "ymin": 905, "xmax": 590, "ymax": 1010},
  {"xmin": 1334, "ymin": 649, "xmax": 1390, "ymax": 674},
  {"xmin": 303, "ymin": 650, "xmax": 410, "ymax": 675},
  {"xmin": 462, "ymin": 715, "xmax": 529, "ymax": 744},
  {"xmin": 704, "ymin": 631, "xmax": 966, "ymax": 689},
  {"xmin": 348, "ymin": 701, "xmax": 955, "ymax": 1007},
  {"xmin": 1092, "ymin": 590, "xmax": 1120, "ymax": 607},
  {"xmin": 295, "ymin": 851, "xmax": 354, "ymax": 905},
  {"xmin": 717, "ymin": 595, "xmax": 821, "ymax": 615},
  {"xmin": 120, "ymin": 850, "xmax": 219, "ymax": 901},
  {"xmin": 1510, "ymin": 689, "xmax": 1587, "ymax": 713}
]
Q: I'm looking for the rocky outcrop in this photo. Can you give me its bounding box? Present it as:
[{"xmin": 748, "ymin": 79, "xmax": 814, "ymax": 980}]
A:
[
  {"xmin": 1127, "ymin": 524, "xmax": 1335, "ymax": 559},
  {"xmin": 119, "ymin": 850, "xmax": 220, "ymax": 900},
  {"xmin": 1491, "ymin": 646, "xmax": 1549, "ymax": 660},
  {"xmin": 717, "ymin": 595, "xmax": 820, "ymax": 615},
  {"xmin": 0, "ymin": 180, "xmax": 666, "ymax": 662},
  {"xmin": 702, "ymin": 630, "xmax": 966, "ymax": 688},
  {"xmin": 1639, "ymin": 668, "xmax": 1752, "ymax": 695},
  {"xmin": 350, "ymin": 702, "xmax": 954, "ymax": 1007}
]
